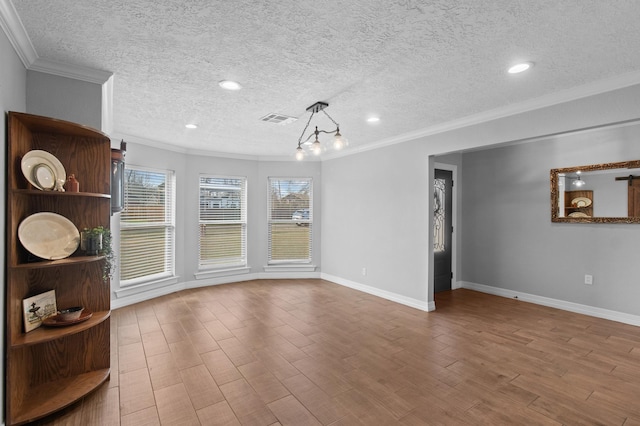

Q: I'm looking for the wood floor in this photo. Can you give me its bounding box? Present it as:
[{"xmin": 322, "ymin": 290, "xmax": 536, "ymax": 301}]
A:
[{"xmin": 32, "ymin": 279, "xmax": 640, "ymax": 425}]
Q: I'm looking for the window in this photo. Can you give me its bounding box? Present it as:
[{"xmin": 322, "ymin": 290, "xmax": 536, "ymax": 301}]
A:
[
  {"xmin": 268, "ymin": 178, "xmax": 312, "ymax": 263},
  {"xmin": 434, "ymin": 177, "xmax": 446, "ymax": 253},
  {"xmin": 199, "ymin": 175, "xmax": 247, "ymax": 269},
  {"xmin": 120, "ymin": 166, "xmax": 175, "ymax": 285}
]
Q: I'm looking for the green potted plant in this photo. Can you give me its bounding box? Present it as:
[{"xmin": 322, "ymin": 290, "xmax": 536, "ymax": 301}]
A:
[{"xmin": 80, "ymin": 226, "xmax": 114, "ymax": 282}]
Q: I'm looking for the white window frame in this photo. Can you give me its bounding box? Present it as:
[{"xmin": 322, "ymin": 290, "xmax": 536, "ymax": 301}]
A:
[
  {"xmin": 119, "ymin": 165, "xmax": 176, "ymax": 287},
  {"xmin": 267, "ymin": 177, "xmax": 313, "ymax": 265},
  {"xmin": 198, "ymin": 175, "xmax": 247, "ymax": 271}
]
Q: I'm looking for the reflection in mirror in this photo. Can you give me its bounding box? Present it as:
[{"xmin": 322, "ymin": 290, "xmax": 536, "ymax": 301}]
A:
[{"xmin": 550, "ymin": 160, "xmax": 640, "ymax": 223}]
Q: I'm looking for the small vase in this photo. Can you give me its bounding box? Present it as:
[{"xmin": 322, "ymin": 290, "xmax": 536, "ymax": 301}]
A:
[
  {"xmin": 66, "ymin": 174, "xmax": 79, "ymax": 192},
  {"xmin": 81, "ymin": 232, "xmax": 102, "ymax": 255}
]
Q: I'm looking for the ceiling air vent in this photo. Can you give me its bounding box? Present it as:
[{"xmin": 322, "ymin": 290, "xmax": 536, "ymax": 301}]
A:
[{"xmin": 260, "ymin": 113, "xmax": 297, "ymax": 125}]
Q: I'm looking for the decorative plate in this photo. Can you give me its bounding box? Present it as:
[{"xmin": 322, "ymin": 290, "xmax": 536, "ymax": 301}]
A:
[
  {"xmin": 18, "ymin": 212, "xmax": 79, "ymax": 260},
  {"xmin": 42, "ymin": 310, "xmax": 93, "ymax": 327},
  {"xmin": 568, "ymin": 212, "xmax": 590, "ymax": 218},
  {"xmin": 33, "ymin": 163, "xmax": 56, "ymax": 190},
  {"xmin": 21, "ymin": 150, "xmax": 66, "ymax": 190},
  {"xmin": 571, "ymin": 197, "xmax": 592, "ymax": 208}
]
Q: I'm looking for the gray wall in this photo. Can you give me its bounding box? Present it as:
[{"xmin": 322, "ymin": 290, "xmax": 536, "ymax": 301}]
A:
[
  {"xmin": 1, "ymin": 27, "xmax": 27, "ymax": 426},
  {"xmin": 26, "ymin": 70, "xmax": 103, "ymax": 129},
  {"xmin": 321, "ymin": 141, "xmax": 431, "ymax": 302},
  {"xmin": 111, "ymin": 142, "xmax": 322, "ymax": 304},
  {"xmin": 460, "ymin": 122, "xmax": 640, "ymax": 315},
  {"xmin": 321, "ymin": 83, "xmax": 640, "ymax": 311}
]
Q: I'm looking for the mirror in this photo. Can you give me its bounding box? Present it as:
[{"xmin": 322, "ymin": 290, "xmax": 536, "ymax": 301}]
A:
[{"xmin": 551, "ymin": 160, "xmax": 640, "ymax": 223}]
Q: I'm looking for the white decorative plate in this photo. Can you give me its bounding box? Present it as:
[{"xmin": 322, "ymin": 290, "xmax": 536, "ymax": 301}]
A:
[
  {"xmin": 571, "ymin": 197, "xmax": 592, "ymax": 207},
  {"xmin": 18, "ymin": 212, "xmax": 79, "ymax": 260},
  {"xmin": 33, "ymin": 163, "xmax": 56, "ymax": 189},
  {"xmin": 21, "ymin": 150, "xmax": 66, "ymax": 190},
  {"xmin": 568, "ymin": 212, "xmax": 590, "ymax": 218}
]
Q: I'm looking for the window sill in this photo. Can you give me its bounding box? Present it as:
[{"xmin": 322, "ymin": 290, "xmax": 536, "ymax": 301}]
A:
[
  {"xmin": 114, "ymin": 275, "xmax": 179, "ymax": 298},
  {"xmin": 263, "ymin": 264, "xmax": 317, "ymax": 273},
  {"xmin": 194, "ymin": 267, "xmax": 251, "ymax": 280}
]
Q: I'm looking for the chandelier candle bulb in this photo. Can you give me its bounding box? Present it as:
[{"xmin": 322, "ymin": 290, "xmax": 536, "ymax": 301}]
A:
[
  {"xmin": 333, "ymin": 128, "xmax": 344, "ymax": 150},
  {"xmin": 312, "ymin": 137, "xmax": 322, "ymax": 155}
]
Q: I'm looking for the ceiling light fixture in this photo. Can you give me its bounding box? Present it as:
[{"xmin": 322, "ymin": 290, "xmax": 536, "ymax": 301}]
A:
[
  {"xmin": 218, "ymin": 80, "xmax": 242, "ymax": 90},
  {"xmin": 185, "ymin": 123, "xmax": 198, "ymax": 129},
  {"xmin": 367, "ymin": 117, "xmax": 380, "ymax": 123},
  {"xmin": 570, "ymin": 171, "xmax": 586, "ymax": 187},
  {"xmin": 295, "ymin": 101, "xmax": 345, "ymax": 161},
  {"xmin": 508, "ymin": 62, "xmax": 534, "ymax": 74}
]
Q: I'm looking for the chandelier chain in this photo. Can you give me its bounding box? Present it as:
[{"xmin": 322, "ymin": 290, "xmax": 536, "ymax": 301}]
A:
[
  {"xmin": 297, "ymin": 110, "xmax": 316, "ymax": 147},
  {"xmin": 321, "ymin": 107, "xmax": 339, "ymax": 127}
]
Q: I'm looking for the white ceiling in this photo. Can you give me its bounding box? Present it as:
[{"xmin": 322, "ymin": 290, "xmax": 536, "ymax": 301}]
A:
[{"xmin": 8, "ymin": 0, "xmax": 640, "ymax": 158}]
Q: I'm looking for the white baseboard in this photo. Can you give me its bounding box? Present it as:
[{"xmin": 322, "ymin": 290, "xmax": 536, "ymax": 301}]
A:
[
  {"xmin": 112, "ymin": 272, "xmax": 428, "ymax": 312},
  {"xmin": 111, "ymin": 271, "xmax": 321, "ymax": 309},
  {"xmin": 111, "ymin": 282, "xmax": 186, "ymax": 310},
  {"xmin": 321, "ymin": 273, "xmax": 434, "ymax": 312},
  {"xmin": 257, "ymin": 271, "xmax": 322, "ymax": 279},
  {"xmin": 187, "ymin": 273, "xmax": 260, "ymax": 289},
  {"xmin": 460, "ymin": 281, "xmax": 640, "ymax": 327}
]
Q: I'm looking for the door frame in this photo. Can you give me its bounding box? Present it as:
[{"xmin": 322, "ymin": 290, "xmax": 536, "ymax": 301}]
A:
[{"xmin": 433, "ymin": 162, "xmax": 458, "ymax": 291}]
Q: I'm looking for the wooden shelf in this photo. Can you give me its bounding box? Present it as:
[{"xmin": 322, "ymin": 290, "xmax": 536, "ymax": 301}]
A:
[
  {"xmin": 6, "ymin": 112, "xmax": 112, "ymax": 425},
  {"xmin": 564, "ymin": 190, "xmax": 593, "ymax": 217},
  {"xmin": 565, "ymin": 206, "xmax": 590, "ymax": 211},
  {"xmin": 11, "ymin": 311, "xmax": 110, "ymax": 348},
  {"xmin": 12, "ymin": 189, "xmax": 110, "ymax": 199},
  {"xmin": 12, "ymin": 255, "xmax": 104, "ymax": 269},
  {"xmin": 11, "ymin": 369, "xmax": 110, "ymax": 425}
]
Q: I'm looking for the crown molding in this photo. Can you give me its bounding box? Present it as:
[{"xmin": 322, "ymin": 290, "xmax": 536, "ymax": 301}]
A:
[
  {"xmin": 110, "ymin": 132, "xmax": 189, "ymax": 154},
  {"xmin": 1, "ymin": 0, "xmax": 112, "ymax": 83},
  {"xmin": 30, "ymin": 57, "xmax": 112, "ymax": 84},
  {"xmin": 323, "ymin": 69, "xmax": 640, "ymax": 161},
  {"xmin": 0, "ymin": 0, "xmax": 37, "ymax": 67},
  {"xmin": 111, "ymin": 132, "xmax": 257, "ymax": 161},
  {"xmin": 114, "ymin": 131, "xmax": 323, "ymax": 162},
  {"xmin": 185, "ymin": 147, "xmax": 260, "ymax": 161}
]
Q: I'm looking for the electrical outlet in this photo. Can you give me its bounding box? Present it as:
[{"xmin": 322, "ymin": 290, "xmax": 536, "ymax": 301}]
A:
[
  {"xmin": 584, "ymin": 274, "xmax": 593, "ymax": 285},
  {"xmin": 362, "ymin": 267, "xmax": 367, "ymax": 276}
]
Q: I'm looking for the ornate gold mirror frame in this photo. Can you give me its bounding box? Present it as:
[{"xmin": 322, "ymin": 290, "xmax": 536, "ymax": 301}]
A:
[{"xmin": 550, "ymin": 160, "xmax": 640, "ymax": 223}]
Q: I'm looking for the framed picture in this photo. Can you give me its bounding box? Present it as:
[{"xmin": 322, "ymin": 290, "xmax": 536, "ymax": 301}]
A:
[{"xmin": 23, "ymin": 290, "xmax": 57, "ymax": 332}]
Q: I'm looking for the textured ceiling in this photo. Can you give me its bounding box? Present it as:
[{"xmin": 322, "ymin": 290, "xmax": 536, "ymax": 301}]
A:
[{"xmin": 10, "ymin": 0, "xmax": 640, "ymax": 158}]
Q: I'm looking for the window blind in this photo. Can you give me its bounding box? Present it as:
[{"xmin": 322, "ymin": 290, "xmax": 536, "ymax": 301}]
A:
[
  {"xmin": 120, "ymin": 167, "xmax": 175, "ymax": 284},
  {"xmin": 199, "ymin": 176, "xmax": 247, "ymax": 268},
  {"xmin": 267, "ymin": 177, "xmax": 312, "ymax": 263}
]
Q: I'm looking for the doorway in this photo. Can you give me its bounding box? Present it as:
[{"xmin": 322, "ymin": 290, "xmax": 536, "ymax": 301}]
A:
[{"xmin": 434, "ymin": 168, "xmax": 453, "ymax": 293}]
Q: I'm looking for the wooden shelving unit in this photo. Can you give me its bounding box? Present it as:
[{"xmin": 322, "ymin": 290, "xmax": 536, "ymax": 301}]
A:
[
  {"xmin": 5, "ymin": 112, "xmax": 111, "ymax": 425},
  {"xmin": 564, "ymin": 190, "xmax": 594, "ymax": 217}
]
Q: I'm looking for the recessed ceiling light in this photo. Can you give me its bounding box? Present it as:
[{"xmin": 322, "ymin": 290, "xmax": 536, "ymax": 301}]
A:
[
  {"xmin": 508, "ymin": 62, "xmax": 534, "ymax": 74},
  {"xmin": 218, "ymin": 80, "xmax": 242, "ymax": 90},
  {"xmin": 367, "ymin": 117, "xmax": 380, "ymax": 123},
  {"xmin": 185, "ymin": 124, "xmax": 198, "ymax": 129}
]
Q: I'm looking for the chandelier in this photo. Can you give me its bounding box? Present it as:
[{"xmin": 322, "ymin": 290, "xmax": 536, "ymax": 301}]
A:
[
  {"xmin": 295, "ymin": 101, "xmax": 345, "ymax": 160},
  {"xmin": 570, "ymin": 171, "xmax": 586, "ymax": 187}
]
